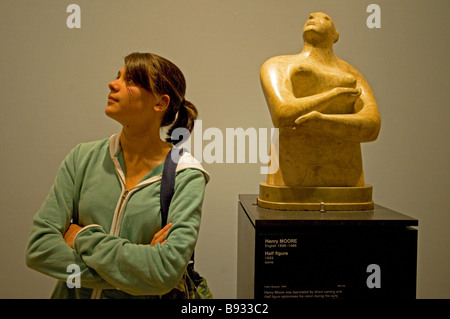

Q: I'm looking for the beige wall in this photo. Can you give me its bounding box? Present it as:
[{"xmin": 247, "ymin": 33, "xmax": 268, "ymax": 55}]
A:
[{"xmin": 0, "ymin": 0, "xmax": 448, "ymax": 298}]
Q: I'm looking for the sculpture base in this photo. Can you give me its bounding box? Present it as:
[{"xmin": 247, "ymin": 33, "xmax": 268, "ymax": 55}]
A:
[
  {"xmin": 258, "ymin": 182, "xmax": 374, "ymax": 211},
  {"xmin": 238, "ymin": 195, "xmax": 419, "ymax": 299}
]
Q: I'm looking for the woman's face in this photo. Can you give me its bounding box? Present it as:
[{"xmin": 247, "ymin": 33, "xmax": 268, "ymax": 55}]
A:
[{"xmin": 105, "ymin": 66, "xmax": 161, "ymax": 128}]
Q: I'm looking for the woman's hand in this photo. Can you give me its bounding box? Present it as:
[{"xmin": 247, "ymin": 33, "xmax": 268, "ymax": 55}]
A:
[
  {"xmin": 150, "ymin": 223, "xmax": 172, "ymax": 246},
  {"xmin": 64, "ymin": 224, "xmax": 83, "ymax": 249}
]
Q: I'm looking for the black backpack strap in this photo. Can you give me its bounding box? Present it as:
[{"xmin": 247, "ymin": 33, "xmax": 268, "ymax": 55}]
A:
[
  {"xmin": 160, "ymin": 147, "xmax": 195, "ymax": 263},
  {"xmin": 160, "ymin": 147, "xmax": 184, "ymax": 227}
]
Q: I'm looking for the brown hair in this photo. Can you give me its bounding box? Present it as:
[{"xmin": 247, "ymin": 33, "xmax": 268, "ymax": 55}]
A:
[{"xmin": 124, "ymin": 52, "xmax": 198, "ymax": 143}]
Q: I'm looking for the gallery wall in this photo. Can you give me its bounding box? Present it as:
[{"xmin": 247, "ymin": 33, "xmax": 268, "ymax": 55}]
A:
[{"xmin": 0, "ymin": 0, "xmax": 448, "ymax": 298}]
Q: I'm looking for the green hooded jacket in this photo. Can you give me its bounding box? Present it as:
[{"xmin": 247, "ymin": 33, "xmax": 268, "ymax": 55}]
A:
[{"xmin": 26, "ymin": 134, "xmax": 209, "ymax": 298}]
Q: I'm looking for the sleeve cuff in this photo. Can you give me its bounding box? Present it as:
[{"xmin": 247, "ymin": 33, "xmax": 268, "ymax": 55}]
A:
[{"xmin": 73, "ymin": 224, "xmax": 103, "ymax": 250}]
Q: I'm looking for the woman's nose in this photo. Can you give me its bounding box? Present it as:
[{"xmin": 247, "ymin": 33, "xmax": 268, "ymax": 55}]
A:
[{"xmin": 108, "ymin": 80, "xmax": 118, "ymax": 92}]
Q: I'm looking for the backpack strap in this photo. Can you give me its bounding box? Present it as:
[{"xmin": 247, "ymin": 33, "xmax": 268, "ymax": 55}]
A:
[
  {"xmin": 160, "ymin": 147, "xmax": 184, "ymax": 227},
  {"xmin": 160, "ymin": 147, "xmax": 195, "ymax": 263}
]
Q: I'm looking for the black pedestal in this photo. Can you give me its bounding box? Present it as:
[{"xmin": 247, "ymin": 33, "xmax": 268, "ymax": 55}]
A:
[{"xmin": 237, "ymin": 194, "xmax": 418, "ymax": 300}]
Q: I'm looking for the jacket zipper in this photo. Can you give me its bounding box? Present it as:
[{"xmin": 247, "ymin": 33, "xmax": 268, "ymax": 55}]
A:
[
  {"xmin": 89, "ymin": 146, "xmax": 166, "ymax": 299},
  {"xmin": 90, "ymin": 188, "xmax": 131, "ymax": 299},
  {"xmin": 110, "ymin": 190, "xmax": 130, "ymax": 236}
]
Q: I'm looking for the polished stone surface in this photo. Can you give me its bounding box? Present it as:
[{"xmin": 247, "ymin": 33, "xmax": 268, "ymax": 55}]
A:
[{"xmin": 259, "ymin": 12, "xmax": 381, "ymax": 210}]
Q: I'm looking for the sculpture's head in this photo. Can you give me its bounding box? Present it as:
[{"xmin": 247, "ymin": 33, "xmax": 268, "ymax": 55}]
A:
[{"xmin": 302, "ymin": 12, "xmax": 339, "ymax": 46}]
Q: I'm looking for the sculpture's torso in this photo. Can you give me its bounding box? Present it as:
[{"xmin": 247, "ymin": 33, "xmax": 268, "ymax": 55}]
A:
[{"xmin": 263, "ymin": 54, "xmax": 365, "ymax": 187}]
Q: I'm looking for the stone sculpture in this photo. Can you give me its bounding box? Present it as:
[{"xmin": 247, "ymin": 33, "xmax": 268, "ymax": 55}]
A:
[{"xmin": 258, "ymin": 12, "xmax": 381, "ymax": 211}]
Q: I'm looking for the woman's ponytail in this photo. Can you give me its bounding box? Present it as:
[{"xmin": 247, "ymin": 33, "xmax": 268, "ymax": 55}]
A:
[{"xmin": 166, "ymin": 99, "xmax": 198, "ymax": 144}]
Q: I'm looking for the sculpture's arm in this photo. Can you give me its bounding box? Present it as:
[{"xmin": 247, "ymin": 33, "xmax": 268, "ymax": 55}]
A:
[
  {"xmin": 295, "ymin": 74, "xmax": 381, "ymax": 142},
  {"xmin": 260, "ymin": 61, "xmax": 359, "ymax": 127}
]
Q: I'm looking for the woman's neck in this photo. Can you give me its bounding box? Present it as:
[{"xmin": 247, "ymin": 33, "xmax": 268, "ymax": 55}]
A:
[
  {"xmin": 119, "ymin": 126, "xmax": 171, "ymax": 160},
  {"xmin": 119, "ymin": 126, "xmax": 172, "ymax": 190}
]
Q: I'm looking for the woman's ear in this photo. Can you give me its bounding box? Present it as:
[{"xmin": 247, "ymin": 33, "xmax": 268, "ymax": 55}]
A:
[{"xmin": 154, "ymin": 94, "xmax": 170, "ymax": 112}]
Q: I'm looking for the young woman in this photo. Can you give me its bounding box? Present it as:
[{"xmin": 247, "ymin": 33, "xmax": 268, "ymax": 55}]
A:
[{"xmin": 26, "ymin": 52, "xmax": 210, "ymax": 299}]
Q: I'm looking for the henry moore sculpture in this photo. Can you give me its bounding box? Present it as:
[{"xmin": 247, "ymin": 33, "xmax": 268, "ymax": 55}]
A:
[{"xmin": 258, "ymin": 12, "xmax": 381, "ymax": 211}]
